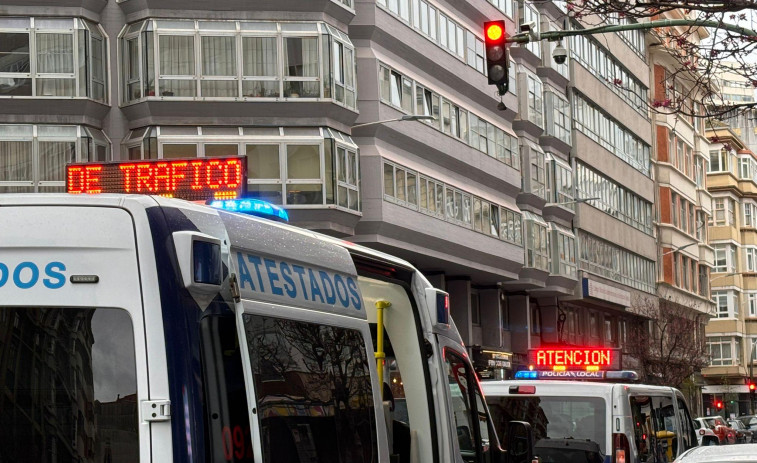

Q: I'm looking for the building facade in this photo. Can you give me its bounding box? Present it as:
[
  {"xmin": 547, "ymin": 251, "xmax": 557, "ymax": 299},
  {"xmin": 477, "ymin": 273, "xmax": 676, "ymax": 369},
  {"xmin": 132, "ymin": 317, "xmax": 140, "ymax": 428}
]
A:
[
  {"xmin": 648, "ymin": 10, "xmax": 714, "ymax": 414},
  {"xmin": 0, "ymin": 0, "xmax": 683, "ymax": 381},
  {"xmin": 703, "ymin": 123, "xmax": 757, "ymax": 417}
]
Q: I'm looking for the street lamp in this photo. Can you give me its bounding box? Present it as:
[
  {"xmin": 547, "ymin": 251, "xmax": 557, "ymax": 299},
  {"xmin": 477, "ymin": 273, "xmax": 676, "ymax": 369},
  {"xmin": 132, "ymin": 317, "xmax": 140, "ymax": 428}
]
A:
[
  {"xmin": 351, "ymin": 114, "xmax": 436, "ymax": 129},
  {"xmin": 662, "ymin": 242, "xmax": 698, "ymax": 257},
  {"xmin": 545, "ymin": 197, "xmax": 600, "ymax": 207}
]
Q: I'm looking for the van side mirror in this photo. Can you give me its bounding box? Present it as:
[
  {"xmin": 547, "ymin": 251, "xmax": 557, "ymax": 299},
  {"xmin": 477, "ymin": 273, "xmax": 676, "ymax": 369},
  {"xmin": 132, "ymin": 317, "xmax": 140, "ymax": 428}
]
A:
[{"xmin": 506, "ymin": 421, "xmax": 534, "ymax": 463}]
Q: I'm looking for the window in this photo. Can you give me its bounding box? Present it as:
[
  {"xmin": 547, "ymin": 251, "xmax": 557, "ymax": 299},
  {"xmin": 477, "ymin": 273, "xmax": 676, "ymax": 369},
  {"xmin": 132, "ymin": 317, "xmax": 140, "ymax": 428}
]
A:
[
  {"xmin": 0, "ymin": 307, "xmax": 139, "ymax": 462},
  {"xmin": 0, "ymin": 17, "xmax": 107, "ymax": 101},
  {"xmin": 383, "ymin": 160, "xmax": 522, "ymax": 245},
  {"xmin": 0, "ymin": 124, "xmax": 110, "ymax": 193},
  {"xmin": 120, "ymin": 20, "xmax": 356, "ymax": 109},
  {"xmin": 575, "ymin": 163, "xmax": 653, "ymax": 235},
  {"xmin": 528, "ymin": 143, "xmax": 547, "ymax": 199},
  {"xmin": 712, "ymin": 291, "xmax": 737, "ymax": 318},
  {"xmin": 243, "ymin": 314, "xmax": 377, "ymax": 462},
  {"xmin": 572, "ymin": 92, "xmax": 650, "ymax": 176},
  {"xmin": 695, "ymin": 155, "xmax": 706, "ymax": 188},
  {"xmin": 546, "ymin": 155, "xmax": 573, "ymax": 207},
  {"xmin": 714, "ymin": 198, "xmax": 733, "ymax": 226},
  {"xmin": 578, "ymin": 230, "xmax": 655, "ymax": 293},
  {"xmin": 708, "ymin": 336, "xmax": 741, "ymax": 366},
  {"xmin": 551, "ymin": 224, "xmax": 577, "ymax": 278},
  {"xmin": 523, "ymin": 4, "xmax": 541, "ymax": 57},
  {"xmin": 746, "ymin": 292, "xmax": 757, "ymax": 317},
  {"xmin": 380, "ymin": 63, "xmax": 520, "ymax": 170},
  {"xmin": 698, "ymin": 265, "xmax": 710, "ymax": 298},
  {"xmin": 124, "ymin": 126, "xmax": 359, "ymax": 210},
  {"xmin": 745, "ymin": 202, "xmax": 757, "ymax": 228},
  {"xmin": 709, "ymin": 149, "xmax": 729, "ymax": 173},
  {"xmin": 568, "ymin": 26, "xmax": 648, "ymax": 115},
  {"xmin": 524, "ymin": 212, "xmax": 549, "ymax": 271},
  {"xmin": 747, "ymin": 247, "xmax": 757, "ymax": 272},
  {"xmin": 545, "ymin": 91, "xmax": 571, "ymax": 144},
  {"xmin": 713, "ymin": 244, "xmax": 736, "ymax": 273},
  {"xmin": 526, "ymin": 74, "xmax": 544, "ymax": 128}
]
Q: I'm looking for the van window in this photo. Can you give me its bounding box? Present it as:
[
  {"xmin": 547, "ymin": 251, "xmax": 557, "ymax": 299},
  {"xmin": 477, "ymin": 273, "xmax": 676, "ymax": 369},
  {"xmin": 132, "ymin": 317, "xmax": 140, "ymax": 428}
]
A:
[
  {"xmin": 630, "ymin": 395, "xmax": 678, "ymax": 463},
  {"xmin": 242, "ymin": 314, "xmax": 377, "ymax": 463},
  {"xmin": 487, "ymin": 395, "xmax": 607, "ymax": 455},
  {"xmin": 0, "ymin": 307, "xmax": 139, "ymax": 462}
]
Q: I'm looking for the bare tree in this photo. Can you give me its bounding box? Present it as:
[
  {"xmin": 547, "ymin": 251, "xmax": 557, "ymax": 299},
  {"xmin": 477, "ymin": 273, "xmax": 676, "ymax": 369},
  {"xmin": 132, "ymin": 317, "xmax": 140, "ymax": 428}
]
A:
[
  {"xmin": 625, "ymin": 294, "xmax": 710, "ymax": 388},
  {"xmin": 535, "ymin": 1, "xmax": 757, "ymax": 119}
]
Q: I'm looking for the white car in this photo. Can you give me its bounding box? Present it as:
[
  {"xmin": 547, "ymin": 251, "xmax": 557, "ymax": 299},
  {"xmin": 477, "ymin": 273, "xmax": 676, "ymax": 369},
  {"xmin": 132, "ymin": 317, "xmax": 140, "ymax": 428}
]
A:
[
  {"xmin": 693, "ymin": 417, "xmax": 719, "ymax": 446},
  {"xmin": 673, "ymin": 443, "xmax": 757, "ymax": 462}
]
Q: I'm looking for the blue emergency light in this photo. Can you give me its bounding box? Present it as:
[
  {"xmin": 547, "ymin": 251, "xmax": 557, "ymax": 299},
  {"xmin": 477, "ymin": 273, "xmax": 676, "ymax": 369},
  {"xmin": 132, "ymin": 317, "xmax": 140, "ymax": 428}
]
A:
[
  {"xmin": 208, "ymin": 199, "xmax": 289, "ymax": 222},
  {"xmin": 515, "ymin": 370, "xmax": 538, "ymax": 380}
]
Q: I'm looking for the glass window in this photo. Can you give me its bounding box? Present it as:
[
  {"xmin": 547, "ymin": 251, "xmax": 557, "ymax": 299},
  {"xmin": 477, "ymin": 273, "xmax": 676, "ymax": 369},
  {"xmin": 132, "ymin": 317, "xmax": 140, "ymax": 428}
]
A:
[
  {"xmin": 488, "ymin": 396, "xmax": 607, "ymax": 455},
  {"xmin": 246, "ymin": 144, "xmax": 280, "ymax": 178},
  {"xmin": 158, "ymin": 34, "xmax": 196, "ymax": 97},
  {"xmin": 243, "ymin": 314, "xmax": 377, "ymax": 463},
  {"xmin": 200, "ymin": 35, "xmax": 237, "ymax": 97},
  {"xmin": 242, "ymin": 37, "xmax": 279, "ymax": 97},
  {"xmin": 0, "ymin": 307, "xmax": 139, "ymax": 462}
]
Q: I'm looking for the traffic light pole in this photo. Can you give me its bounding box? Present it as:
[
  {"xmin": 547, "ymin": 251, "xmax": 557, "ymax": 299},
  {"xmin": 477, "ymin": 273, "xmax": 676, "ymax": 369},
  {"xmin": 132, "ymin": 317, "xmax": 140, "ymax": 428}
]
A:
[
  {"xmin": 750, "ymin": 340, "xmax": 756, "ymax": 415},
  {"xmin": 505, "ymin": 18, "xmax": 757, "ymax": 45}
]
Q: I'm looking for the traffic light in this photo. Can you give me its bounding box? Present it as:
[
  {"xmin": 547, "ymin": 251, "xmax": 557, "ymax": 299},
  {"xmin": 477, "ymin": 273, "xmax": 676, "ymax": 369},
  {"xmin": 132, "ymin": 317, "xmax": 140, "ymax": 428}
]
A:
[
  {"xmin": 749, "ymin": 382, "xmax": 756, "ymax": 396},
  {"xmin": 484, "ymin": 20, "xmax": 509, "ymax": 94},
  {"xmin": 716, "ymin": 400, "xmax": 723, "ymax": 410}
]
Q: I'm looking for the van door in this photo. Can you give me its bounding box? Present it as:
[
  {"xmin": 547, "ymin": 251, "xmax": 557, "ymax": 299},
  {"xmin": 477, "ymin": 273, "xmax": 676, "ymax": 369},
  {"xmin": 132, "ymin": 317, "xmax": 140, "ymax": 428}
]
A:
[
  {"xmin": 674, "ymin": 392, "xmax": 697, "ymax": 455},
  {"xmin": 438, "ymin": 340, "xmax": 493, "ymax": 463},
  {"xmin": 235, "ymin": 300, "xmax": 383, "ymax": 463},
  {"xmin": 629, "ymin": 393, "xmax": 680, "ymax": 463}
]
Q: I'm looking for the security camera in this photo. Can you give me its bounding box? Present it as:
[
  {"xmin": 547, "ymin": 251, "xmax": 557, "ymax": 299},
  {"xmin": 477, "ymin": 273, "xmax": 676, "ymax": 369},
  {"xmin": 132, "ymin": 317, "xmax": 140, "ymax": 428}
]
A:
[
  {"xmin": 552, "ymin": 43, "xmax": 568, "ymax": 65},
  {"xmin": 520, "ymin": 21, "xmax": 536, "ymax": 33}
]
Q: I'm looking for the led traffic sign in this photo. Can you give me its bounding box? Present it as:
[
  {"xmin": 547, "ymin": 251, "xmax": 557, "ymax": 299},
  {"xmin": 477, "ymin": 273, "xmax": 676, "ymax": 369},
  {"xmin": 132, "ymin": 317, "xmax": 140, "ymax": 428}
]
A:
[
  {"xmin": 528, "ymin": 347, "xmax": 622, "ymax": 371},
  {"xmin": 67, "ymin": 156, "xmax": 246, "ymax": 201}
]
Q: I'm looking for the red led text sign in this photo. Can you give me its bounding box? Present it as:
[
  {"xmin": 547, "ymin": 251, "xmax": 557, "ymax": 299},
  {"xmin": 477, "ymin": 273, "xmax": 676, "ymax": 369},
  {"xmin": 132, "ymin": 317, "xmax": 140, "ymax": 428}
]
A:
[
  {"xmin": 528, "ymin": 348, "xmax": 621, "ymax": 370},
  {"xmin": 67, "ymin": 157, "xmax": 246, "ymax": 201}
]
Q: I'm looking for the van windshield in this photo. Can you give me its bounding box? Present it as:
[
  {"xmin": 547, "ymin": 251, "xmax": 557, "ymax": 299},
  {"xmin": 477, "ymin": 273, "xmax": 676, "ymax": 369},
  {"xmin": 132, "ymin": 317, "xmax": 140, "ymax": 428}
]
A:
[
  {"xmin": 487, "ymin": 395, "xmax": 607, "ymax": 456},
  {"xmin": 0, "ymin": 307, "xmax": 139, "ymax": 462}
]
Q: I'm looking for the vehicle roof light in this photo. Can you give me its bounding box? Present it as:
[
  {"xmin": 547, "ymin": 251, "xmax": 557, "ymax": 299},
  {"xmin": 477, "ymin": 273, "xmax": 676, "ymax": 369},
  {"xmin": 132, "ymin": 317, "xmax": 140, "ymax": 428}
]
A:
[
  {"xmin": 515, "ymin": 370, "xmax": 538, "ymax": 380},
  {"xmin": 605, "ymin": 371, "xmax": 640, "ymax": 381},
  {"xmin": 508, "ymin": 385, "xmax": 536, "ymax": 394},
  {"xmin": 208, "ymin": 199, "xmax": 289, "ymax": 222}
]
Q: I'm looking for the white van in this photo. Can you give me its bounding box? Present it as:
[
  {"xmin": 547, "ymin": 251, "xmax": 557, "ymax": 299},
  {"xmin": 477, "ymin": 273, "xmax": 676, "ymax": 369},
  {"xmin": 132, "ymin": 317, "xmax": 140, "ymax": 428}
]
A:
[
  {"xmin": 0, "ymin": 193, "xmax": 528, "ymax": 463},
  {"xmin": 482, "ymin": 379, "xmax": 699, "ymax": 463}
]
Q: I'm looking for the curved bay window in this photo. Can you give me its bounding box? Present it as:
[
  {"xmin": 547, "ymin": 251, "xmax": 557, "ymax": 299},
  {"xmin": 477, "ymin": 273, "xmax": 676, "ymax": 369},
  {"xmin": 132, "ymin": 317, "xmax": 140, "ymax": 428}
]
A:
[
  {"xmin": 0, "ymin": 124, "xmax": 110, "ymax": 193},
  {"xmin": 0, "ymin": 17, "xmax": 107, "ymax": 101},
  {"xmin": 523, "ymin": 211, "xmax": 550, "ymax": 271},
  {"xmin": 549, "ymin": 223, "xmax": 577, "ymax": 279},
  {"xmin": 122, "ymin": 126, "xmax": 360, "ymax": 211},
  {"xmin": 119, "ymin": 20, "xmax": 356, "ymax": 108}
]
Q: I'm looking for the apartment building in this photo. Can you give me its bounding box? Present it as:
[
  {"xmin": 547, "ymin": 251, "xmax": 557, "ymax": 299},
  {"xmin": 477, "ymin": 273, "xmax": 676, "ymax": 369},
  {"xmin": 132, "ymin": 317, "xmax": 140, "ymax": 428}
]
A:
[
  {"xmin": 649, "ymin": 10, "xmax": 714, "ymax": 412},
  {"xmin": 703, "ymin": 122, "xmax": 757, "ymax": 417},
  {"xmin": 0, "ymin": 0, "xmax": 671, "ymax": 379}
]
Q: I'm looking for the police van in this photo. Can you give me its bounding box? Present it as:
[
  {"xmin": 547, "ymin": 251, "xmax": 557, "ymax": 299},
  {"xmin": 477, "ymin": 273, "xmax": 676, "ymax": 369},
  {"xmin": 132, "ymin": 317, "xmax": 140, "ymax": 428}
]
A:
[
  {"xmin": 482, "ymin": 348, "xmax": 699, "ymax": 463},
  {"xmin": 0, "ymin": 193, "xmax": 530, "ymax": 463}
]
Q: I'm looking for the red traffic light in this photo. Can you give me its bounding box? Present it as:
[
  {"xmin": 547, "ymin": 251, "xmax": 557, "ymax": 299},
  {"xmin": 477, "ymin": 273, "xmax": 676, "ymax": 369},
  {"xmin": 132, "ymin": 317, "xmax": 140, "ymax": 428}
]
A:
[
  {"xmin": 716, "ymin": 401, "xmax": 723, "ymax": 409},
  {"xmin": 749, "ymin": 382, "xmax": 756, "ymax": 391},
  {"xmin": 486, "ymin": 23, "xmax": 504, "ymax": 42}
]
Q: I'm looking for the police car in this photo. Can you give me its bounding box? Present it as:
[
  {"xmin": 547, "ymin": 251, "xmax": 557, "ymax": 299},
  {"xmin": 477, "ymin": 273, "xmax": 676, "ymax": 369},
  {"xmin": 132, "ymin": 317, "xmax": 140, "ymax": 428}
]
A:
[{"xmin": 482, "ymin": 347, "xmax": 699, "ymax": 463}]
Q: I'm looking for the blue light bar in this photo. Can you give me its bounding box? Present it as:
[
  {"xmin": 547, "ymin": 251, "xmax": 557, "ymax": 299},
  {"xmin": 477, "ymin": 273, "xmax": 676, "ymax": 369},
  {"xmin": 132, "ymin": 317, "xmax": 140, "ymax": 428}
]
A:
[
  {"xmin": 208, "ymin": 199, "xmax": 289, "ymax": 222},
  {"xmin": 515, "ymin": 370, "xmax": 538, "ymax": 380}
]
